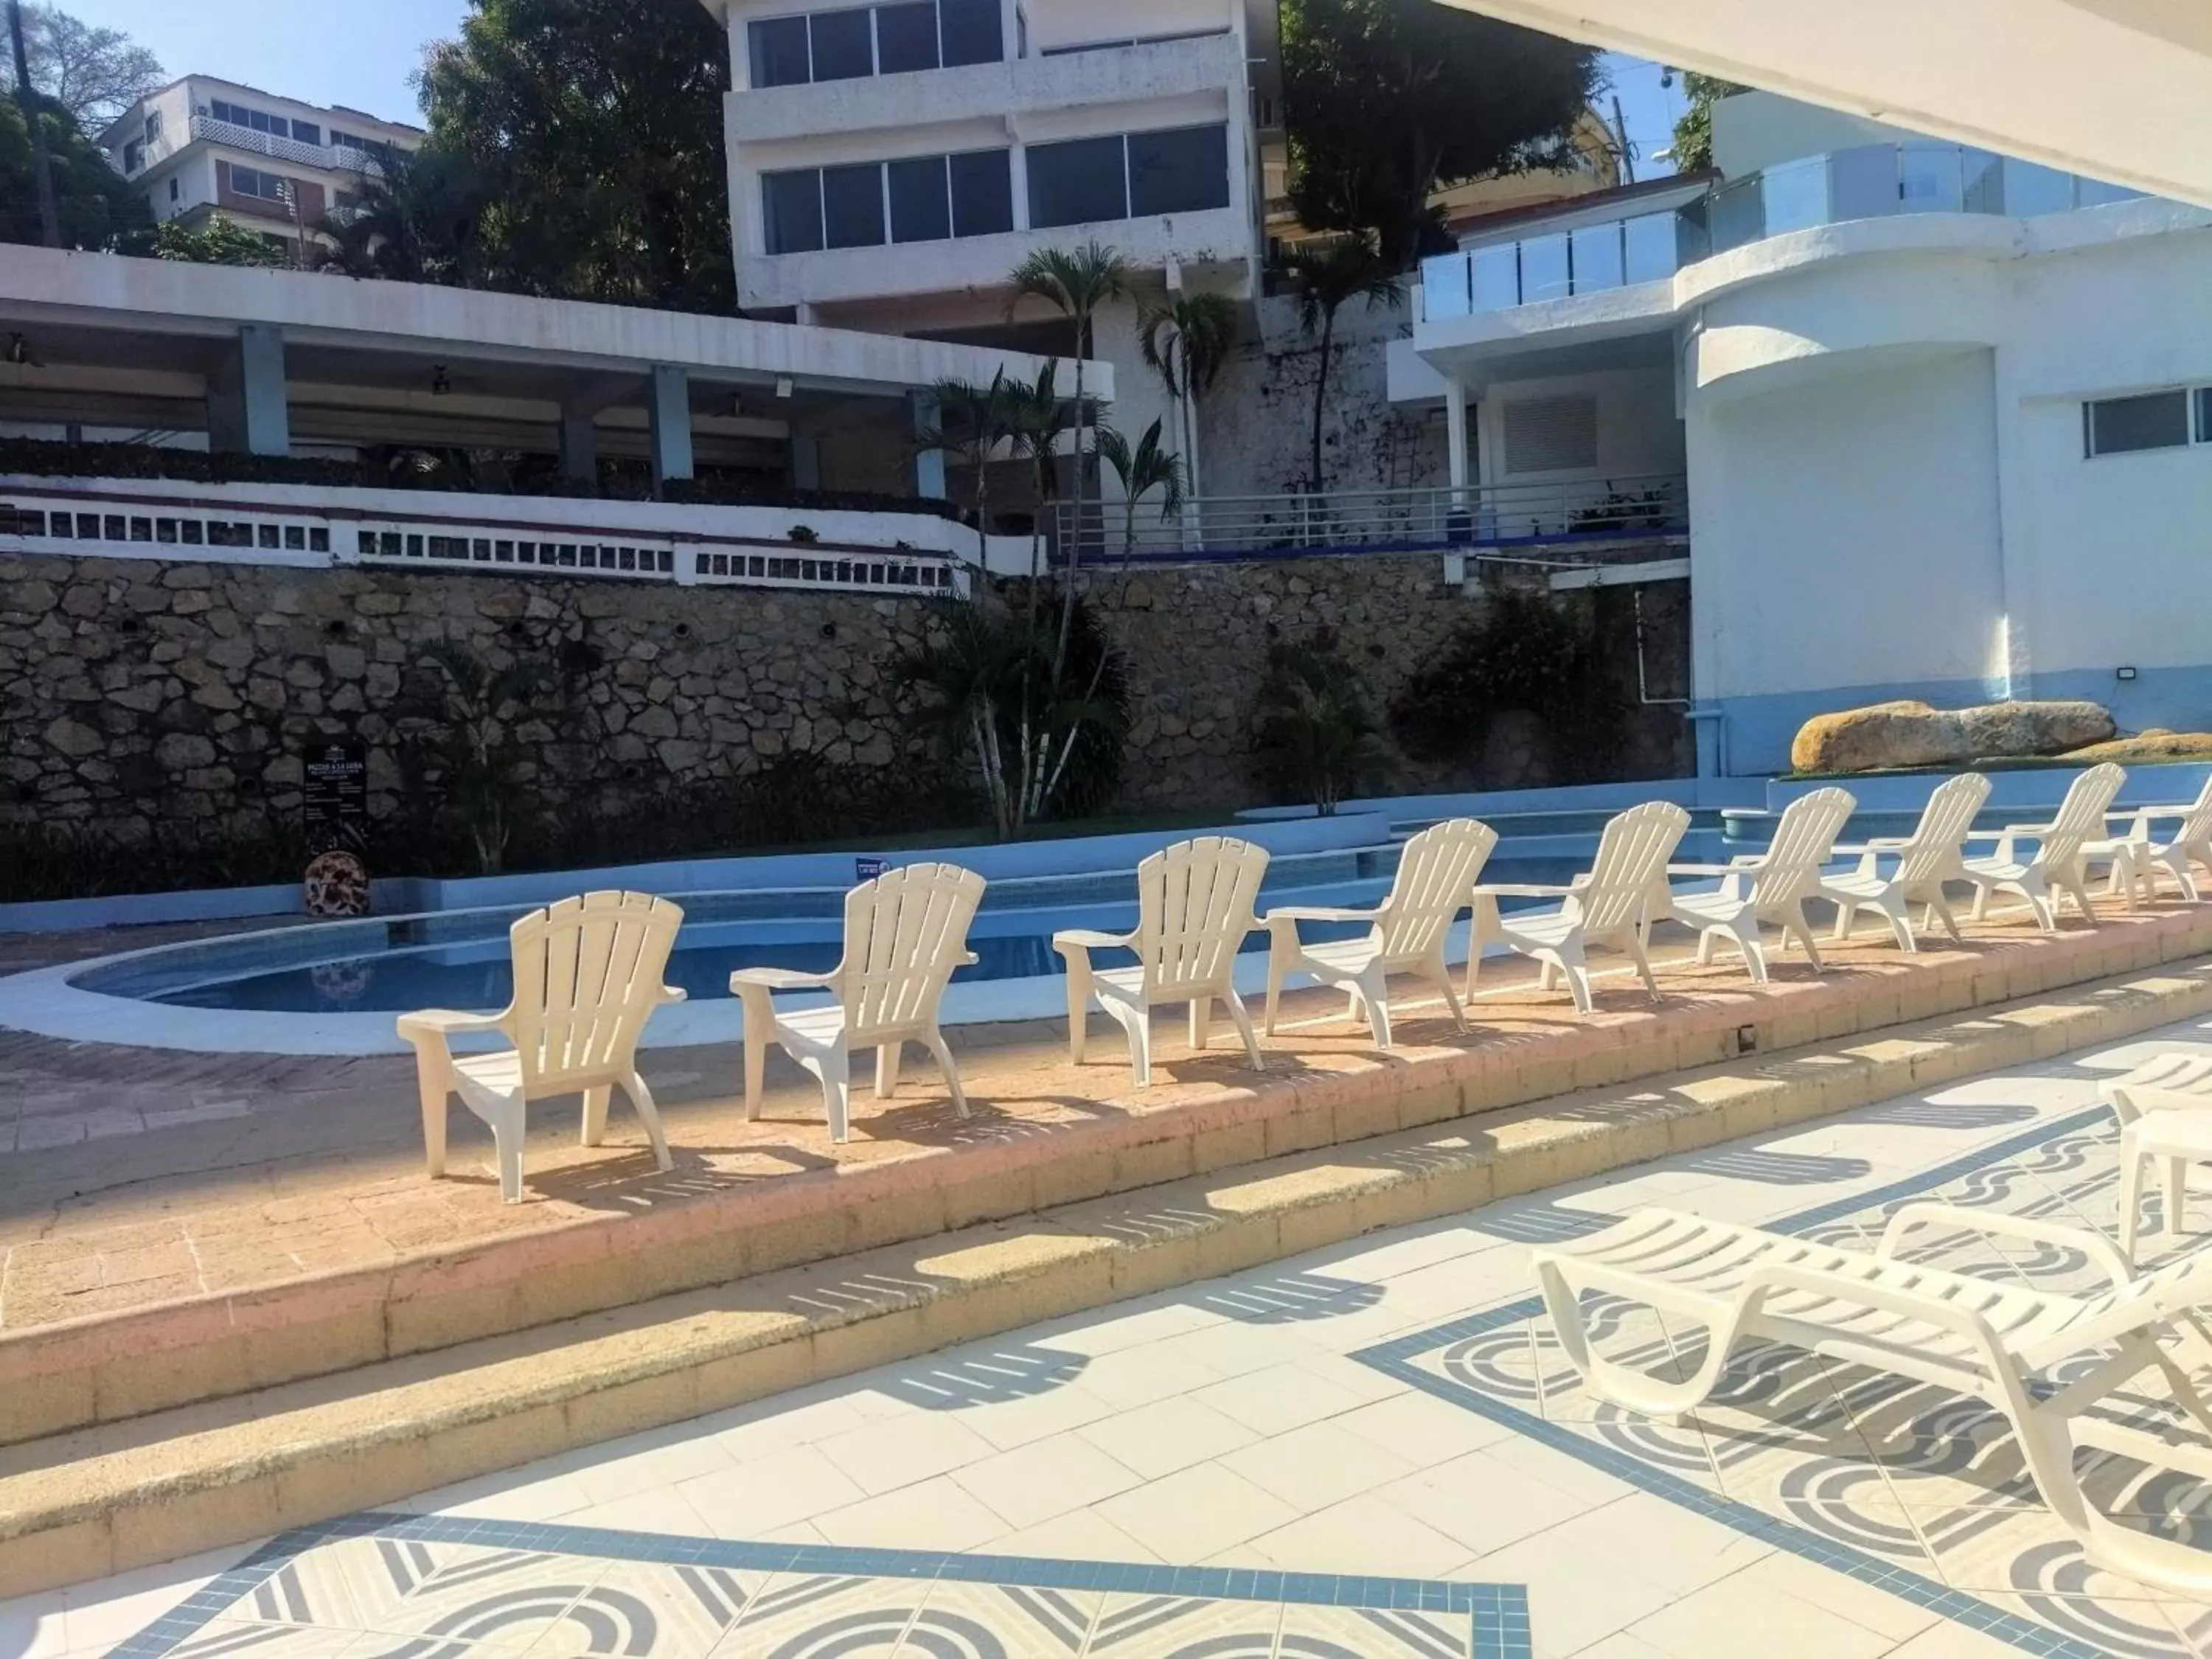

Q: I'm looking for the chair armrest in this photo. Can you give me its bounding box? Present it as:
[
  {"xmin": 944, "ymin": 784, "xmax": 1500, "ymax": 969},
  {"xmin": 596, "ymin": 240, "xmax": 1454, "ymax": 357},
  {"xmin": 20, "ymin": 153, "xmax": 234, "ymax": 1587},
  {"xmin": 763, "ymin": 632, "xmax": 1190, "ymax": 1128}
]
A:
[
  {"xmin": 1749, "ymin": 1263, "xmax": 2004, "ymax": 1349},
  {"xmin": 1053, "ymin": 928, "xmax": 1134, "ymax": 952},
  {"xmin": 396, "ymin": 1007, "xmax": 504, "ymax": 1043},
  {"xmin": 1264, "ymin": 904, "xmax": 1380, "ymax": 924},
  {"xmin": 959, "ymin": 950, "xmax": 979, "ymax": 967},
  {"xmin": 1666, "ymin": 862, "xmax": 1745, "ymax": 877},
  {"xmin": 1874, "ymin": 1201, "xmax": 2134, "ymax": 1291},
  {"xmin": 1476, "ymin": 883, "xmax": 1576, "ymax": 899},
  {"xmin": 660, "ymin": 986, "xmax": 688, "ymax": 1006},
  {"xmin": 729, "ymin": 967, "xmax": 838, "ymax": 992},
  {"xmin": 1967, "ymin": 821, "xmax": 2053, "ymax": 841}
]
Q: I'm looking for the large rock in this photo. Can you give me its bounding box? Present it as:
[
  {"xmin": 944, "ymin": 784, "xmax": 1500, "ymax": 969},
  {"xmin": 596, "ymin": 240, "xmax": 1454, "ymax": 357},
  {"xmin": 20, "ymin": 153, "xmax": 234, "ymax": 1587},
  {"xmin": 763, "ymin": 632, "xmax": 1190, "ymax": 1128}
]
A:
[
  {"xmin": 2061, "ymin": 729, "xmax": 2212, "ymax": 764},
  {"xmin": 1791, "ymin": 699, "xmax": 2115, "ymax": 775}
]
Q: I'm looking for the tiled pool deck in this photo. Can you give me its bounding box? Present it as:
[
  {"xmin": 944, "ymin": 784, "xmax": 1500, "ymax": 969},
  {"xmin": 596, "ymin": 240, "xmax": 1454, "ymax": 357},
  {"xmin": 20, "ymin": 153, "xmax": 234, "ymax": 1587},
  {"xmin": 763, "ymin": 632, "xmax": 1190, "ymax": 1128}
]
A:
[{"xmin": 18, "ymin": 1009, "xmax": 2212, "ymax": 1657}]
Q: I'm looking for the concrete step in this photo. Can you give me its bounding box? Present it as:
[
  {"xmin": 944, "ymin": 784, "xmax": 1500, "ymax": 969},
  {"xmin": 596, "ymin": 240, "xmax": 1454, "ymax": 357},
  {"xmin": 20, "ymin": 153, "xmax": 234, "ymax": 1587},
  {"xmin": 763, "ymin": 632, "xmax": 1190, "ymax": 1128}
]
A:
[{"xmin": 4, "ymin": 953, "xmax": 2204, "ymax": 1599}]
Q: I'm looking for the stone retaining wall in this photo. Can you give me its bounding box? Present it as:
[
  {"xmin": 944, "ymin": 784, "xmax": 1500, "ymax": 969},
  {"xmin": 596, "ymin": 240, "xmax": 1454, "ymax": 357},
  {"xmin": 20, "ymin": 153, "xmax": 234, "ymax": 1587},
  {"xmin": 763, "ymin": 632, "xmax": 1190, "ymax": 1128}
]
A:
[{"xmin": 0, "ymin": 549, "xmax": 1691, "ymax": 841}]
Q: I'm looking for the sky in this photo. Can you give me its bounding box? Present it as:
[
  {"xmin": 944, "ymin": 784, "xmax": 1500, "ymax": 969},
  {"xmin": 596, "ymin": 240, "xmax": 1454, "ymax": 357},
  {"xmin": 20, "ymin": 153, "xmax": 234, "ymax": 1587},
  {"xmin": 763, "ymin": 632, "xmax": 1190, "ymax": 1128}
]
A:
[{"xmin": 60, "ymin": 0, "xmax": 1689, "ymax": 173}]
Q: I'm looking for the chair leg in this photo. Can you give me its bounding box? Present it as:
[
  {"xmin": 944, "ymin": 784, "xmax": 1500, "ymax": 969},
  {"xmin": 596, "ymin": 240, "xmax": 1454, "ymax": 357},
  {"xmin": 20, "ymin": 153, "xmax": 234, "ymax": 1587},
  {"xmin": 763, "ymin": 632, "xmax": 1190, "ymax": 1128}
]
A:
[
  {"xmin": 924, "ymin": 1029, "xmax": 969, "ymax": 1118},
  {"xmin": 2165, "ymin": 1154, "xmax": 2189, "ymax": 1242},
  {"xmin": 1064, "ymin": 953, "xmax": 1093, "ymax": 1065},
  {"xmin": 1547, "ymin": 947, "xmax": 1594, "ymax": 1014},
  {"xmin": 622, "ymin": 1071, "xmax": 673, "ymax": 1172},
  {"xmin": 1433, "ymin": 964, "xmax": 1469, "ymax": 1032},
  {"xmin": 1790, "ymin": 906, "xmax": 1825, "ymax": 973},
  {"xmin": 1729, "ymin": 923, "xmax": 1768, "ymax": 984},
  {"xmin": 1264, "ymin": 947, "xmax": 1287, "ymax": 1035},
  {"xmin": 875, "ymin": 1041, "xmax": 901, "ymax": 1100},
  {"xmin": 1625, "ymin": 932, "xmax": 1661, "ymax": 1001},
  {"xmin": 1121, "ymin": 1005, "xmax": 1153, "ymax": 1089},
  {"xmin": 1220, "ymin": 987, "xmax": 1266, "ymax": 1072},
  {"xmin": 811, "ymin": 1048, "xmax": 852, "ymax": 1143},
  {"xmin": 1694, "ymin": 929, "xmax": 1717, "ymax": 965},
  {"xmin": 1357, "ymin": 964, "xmax": 1394, "ymax": 1051},
  {"xmin": 2120, "ymin": 1138, "xmax": 2148, "ymax": 1261},
  {"xmin": 416, "ymin": 1062, "xmax": 451, "ymax": 1179},
  {"xmin": 1189, "ymin": 997, "xmax": 1211, "ymax": 1051},
  {"xmin": 490, "ymin": 1097, "xmax": 526, "ymax": 1205},
  {"xmin": 580, "ymin": 1085, "xmax": 611, "ymax": 1147},
  {"xmin": 1877, "ymin": 895, "xmax": 1916, "ymax": 953},
  {"xmin": 740, "ymin": 995, "xmax": 768, "ymax": 1121},
  {"xmin": 1928, "ymin": 891, "xmax": 1964, "ymax": 942}
]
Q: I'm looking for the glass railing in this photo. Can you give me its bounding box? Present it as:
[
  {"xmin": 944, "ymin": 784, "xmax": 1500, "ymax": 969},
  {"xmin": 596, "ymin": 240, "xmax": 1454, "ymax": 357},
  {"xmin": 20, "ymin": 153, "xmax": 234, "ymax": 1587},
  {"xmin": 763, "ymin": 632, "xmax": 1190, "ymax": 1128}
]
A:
[{"xmin": 1419, "ymin": 142, "xmax": 2148, "ymax": 322}]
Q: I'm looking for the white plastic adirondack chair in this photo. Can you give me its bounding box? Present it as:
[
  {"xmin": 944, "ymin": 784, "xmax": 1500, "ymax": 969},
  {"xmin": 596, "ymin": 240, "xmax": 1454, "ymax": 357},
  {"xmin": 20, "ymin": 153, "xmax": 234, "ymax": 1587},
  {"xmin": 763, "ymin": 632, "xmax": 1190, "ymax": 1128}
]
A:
[
  {"xmin": 397, "ymin": 890, "xmax": 684, "ymax": 1204},
  {"xmin": 1262, "ymin": 817, "xmax": 1498, "ymax": 1050},
  {"xmin": 1054, "ymin": 836, "xmax": 1270, "ymax": 1088},
  {"xmin": 1470, "ymin": 801, "xmax": 1690, "ymax": 1013},
  {"xmin": 1818, "ymin": 771, "xmax": 1989, "ymax": 950},
  {"xmin": 1959, "ymin": 762, "xmax": 2126, "ymax": 931},
  {"xmin": 1532, "ymin": 1203, "xmax": 2212, "ymax": 1593},
  {"xmin": 2082, "ymin": 773, "xmax": 2212, "ymax": 903},
  {"xmin": 731, "ymin": 863, "xmax": 984, "ymax": 1144},
  {"xmin": 1663, "ymin": 787, "xmax": 1855, "ymax": 983}
]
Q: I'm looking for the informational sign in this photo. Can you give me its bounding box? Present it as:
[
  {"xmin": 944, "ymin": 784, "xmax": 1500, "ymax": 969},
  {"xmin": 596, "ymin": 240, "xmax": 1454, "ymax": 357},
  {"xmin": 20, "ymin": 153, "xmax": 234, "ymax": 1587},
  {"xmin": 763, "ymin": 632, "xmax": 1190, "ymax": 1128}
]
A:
[
  {"xmin": 855, "ymin": 856, "xmax": 887, "ymax": 883},
  {"xmin": 302, "ymin": 740, "xmax": 368, "ymax": 855}
]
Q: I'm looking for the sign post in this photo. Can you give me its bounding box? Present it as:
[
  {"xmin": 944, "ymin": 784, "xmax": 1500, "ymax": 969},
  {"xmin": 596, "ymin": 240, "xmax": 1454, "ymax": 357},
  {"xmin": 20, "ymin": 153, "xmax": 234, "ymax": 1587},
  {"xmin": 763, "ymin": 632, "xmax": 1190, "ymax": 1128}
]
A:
[{"xmin": 301, "ymin": 740, "xmax": 370, "ymax": 916}]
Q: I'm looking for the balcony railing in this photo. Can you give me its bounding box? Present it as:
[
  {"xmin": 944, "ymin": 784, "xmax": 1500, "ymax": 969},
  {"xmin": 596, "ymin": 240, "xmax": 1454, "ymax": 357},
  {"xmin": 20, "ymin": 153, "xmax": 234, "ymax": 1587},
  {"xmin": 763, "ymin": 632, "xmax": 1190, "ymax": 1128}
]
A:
[
  {"xmin": 1051, "ymin": 471, "xmax": 1688, "ymax": 564},
  {"xmin": 1419, "ymin": 142, "xmax": 2149, "ymax": 322},
  {"xmin": 187, "ymin": 115, "xmax": 388, "ymax": 177}
]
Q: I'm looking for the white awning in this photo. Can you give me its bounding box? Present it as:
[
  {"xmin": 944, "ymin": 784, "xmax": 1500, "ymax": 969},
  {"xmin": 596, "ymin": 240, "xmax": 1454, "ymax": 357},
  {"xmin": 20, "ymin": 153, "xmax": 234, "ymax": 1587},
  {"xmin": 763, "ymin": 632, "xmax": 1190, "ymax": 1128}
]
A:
[{"xmin": 1449, "ymin": 0, "xmax": 2212, "ymax": 207}]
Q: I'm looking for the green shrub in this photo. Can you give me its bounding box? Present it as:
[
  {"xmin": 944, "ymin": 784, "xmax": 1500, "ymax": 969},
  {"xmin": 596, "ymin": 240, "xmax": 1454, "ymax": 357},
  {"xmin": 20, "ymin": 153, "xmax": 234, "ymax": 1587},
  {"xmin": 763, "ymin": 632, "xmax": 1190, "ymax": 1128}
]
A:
[
  {"xmin": 1388, "ymin": 590, "xmax": 1627, "ymax": 782},
  {"xmin": 1251, "ymin": 637, "xmax": 1395, "ymax": 815}
]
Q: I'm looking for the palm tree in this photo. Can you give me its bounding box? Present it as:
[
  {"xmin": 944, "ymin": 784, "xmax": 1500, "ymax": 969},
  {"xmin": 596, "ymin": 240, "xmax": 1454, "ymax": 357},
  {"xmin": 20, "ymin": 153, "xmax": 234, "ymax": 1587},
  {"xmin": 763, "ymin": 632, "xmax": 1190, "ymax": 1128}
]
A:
[
  {"xmin": 1095, "ymin": 419, "xmax": 1186, "ymax": 562},
  {"xmin": 914, "ymin": 370, "xmax": 1020, "ymax": 567},
  {"xmin": 1280, "ymin": 237, "xmax": 1403, "ymax": 504},
  {"xmin": 310, "ymin": 148, "xmax": 481, "ymax": 283},
  {"xmin": 1137, "ymin": 291, "xmax": 1237, "ymax": 505},
  {"xmin": 1008, "ymin": 242, "xmax": 1128, "ymax": 597}
]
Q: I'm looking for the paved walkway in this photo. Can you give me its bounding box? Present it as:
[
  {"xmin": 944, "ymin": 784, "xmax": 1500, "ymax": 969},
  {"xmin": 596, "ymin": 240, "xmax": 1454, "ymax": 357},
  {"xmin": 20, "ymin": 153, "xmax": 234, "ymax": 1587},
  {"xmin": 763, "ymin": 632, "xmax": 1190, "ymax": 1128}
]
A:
[{"xmin": 18, "ymin": 1013, "xmax": 2212, "ymax": 1658}]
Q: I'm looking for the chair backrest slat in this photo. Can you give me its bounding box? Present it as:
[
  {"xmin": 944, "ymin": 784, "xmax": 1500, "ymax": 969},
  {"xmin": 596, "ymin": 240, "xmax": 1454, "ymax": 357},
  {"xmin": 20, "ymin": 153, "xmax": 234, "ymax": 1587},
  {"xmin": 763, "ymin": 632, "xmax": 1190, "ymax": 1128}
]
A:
[
  {"xmin": 2037, "ymin": 762, "xmax": 2126, "ymax": 867},
  {"xmin": 1893, "ymin": 772, "xmax": 1992, "ymax": 886},
  {"xmin": 1138, "ymin": 837, "xmax": 1270, "ymax": 998},
  {"xmin": 1749, "ymin": 787, "xmax": 1856, "ymax": 906},
  {"xmin": 1377, "ymin": 818, "xmax": 1498, "ymax": 962},
  {"xmin": 839, "ymin": 863, "xmax": 986, "ymax": 1044},
  {"xmin": 2172, "ymin": 774, "xmax": 2212, "ymax": 848},
  {"xmin": 506, "ymin": 890, "xmax": 683, "ymax": 1091},
  {"xmin": 1573, "ymin": 801, "xmax": 1691, "ymax": 933}
]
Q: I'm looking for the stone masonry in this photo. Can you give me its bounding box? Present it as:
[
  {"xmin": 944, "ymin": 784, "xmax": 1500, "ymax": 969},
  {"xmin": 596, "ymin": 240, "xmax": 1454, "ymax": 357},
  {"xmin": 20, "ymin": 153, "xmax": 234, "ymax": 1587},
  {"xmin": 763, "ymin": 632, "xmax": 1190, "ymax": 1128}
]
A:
[{"xmin": 1, "ymin": 549, "xmax": 1691, "ymax": 842}]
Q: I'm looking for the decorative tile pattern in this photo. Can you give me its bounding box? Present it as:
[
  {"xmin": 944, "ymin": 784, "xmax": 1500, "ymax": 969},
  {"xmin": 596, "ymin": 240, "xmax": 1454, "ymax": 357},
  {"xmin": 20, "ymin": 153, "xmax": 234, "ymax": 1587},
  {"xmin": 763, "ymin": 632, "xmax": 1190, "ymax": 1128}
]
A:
[
  {"xmin": 110, "ymin": 1513, "xmax": 1531, "ymax": 1659},
  {"xmin": 1357, "ymin": 1106, "xmax": 2212, "ymax": 1659}
]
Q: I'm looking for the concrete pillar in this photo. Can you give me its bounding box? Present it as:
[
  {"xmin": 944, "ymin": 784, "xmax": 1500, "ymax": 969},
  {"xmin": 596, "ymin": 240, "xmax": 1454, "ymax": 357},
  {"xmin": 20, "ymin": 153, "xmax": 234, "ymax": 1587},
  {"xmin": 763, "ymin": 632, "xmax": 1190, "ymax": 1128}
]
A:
[
  {"xmin": 1444, "ymin": 375, "xmax": 1470, "ymax": 501},
  {"xmin": 647, "ymin": 364, "xmax": 693, "ymax": 494},
  {"xmin": 790, "ymin": 430, "xmax": 821, "ymax": 490},
  {"xmin": 557, "ymin": 408, "xmax": 599, "ymax": 484},
  {"xmin": 206, "ymin": 324, "xmax": 290, "ymax": 456},
  {"xmin": 909, "ymin": 391, "xmax": 945, "ymax": 498}
]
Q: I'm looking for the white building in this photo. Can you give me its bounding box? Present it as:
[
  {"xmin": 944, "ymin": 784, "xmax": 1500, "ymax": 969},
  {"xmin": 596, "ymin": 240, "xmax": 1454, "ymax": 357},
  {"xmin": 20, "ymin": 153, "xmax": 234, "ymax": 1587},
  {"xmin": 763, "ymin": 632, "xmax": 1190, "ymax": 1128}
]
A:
[
  {"xmin": 97, "ymin": 77, "xmax": 425, "ymax": 263},
  {"xmin": 698, "ymin": 0, "xmax": 1279, "ymax": 500},
  {"xmin": 1397, "ymin": 90, "xmax": 2212, "ymax": 776}
]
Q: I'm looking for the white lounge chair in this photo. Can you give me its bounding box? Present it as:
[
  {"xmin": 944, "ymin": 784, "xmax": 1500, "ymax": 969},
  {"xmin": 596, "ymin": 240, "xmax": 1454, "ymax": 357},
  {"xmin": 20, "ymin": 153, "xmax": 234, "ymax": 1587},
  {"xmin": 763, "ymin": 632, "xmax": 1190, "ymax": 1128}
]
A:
[
  {"xmin": 1054, "ymin": 836, "xmax": 1270, "ymax": 1088},
  {"xmin": 1818, "ymin": 771, "xmax": 1989, "ymax": 951},
  {"xmin": 1533, "ymin": 1203, "xmax": 2212, "ymax": 1593},
  {"xmin": 1470, "ymin": 801, "xmax": 1689, "ymax": 1014},
  {"xmin": 1958, "ymin": 761, "xmax": 2126, "ymax": 931},
  {"xmin": 2104, "ymin": 1051, "xmax": 2212, "ymax": 1129},
  {"xmin": 731, "ymin": 863, "xmax": 984, "ymax": 1144},
  {"xmin": 1262, "ymin": 817, "xmax": 1498, "ymax": 1050},
  {"xmin": 397, "ymin": 890, "xmax": 684, "ymax": 1204},
  {"xmin": 2118, "ymin": 1110, "xmax": 2212, "ymax": 1262},
  {"xmin": 1663, "ymin": 787, "xmax": 1855, "ymax": 982},
  {"xmin": 2083, "ymin": 773, "xmax": 2212, "ymax": 904}
]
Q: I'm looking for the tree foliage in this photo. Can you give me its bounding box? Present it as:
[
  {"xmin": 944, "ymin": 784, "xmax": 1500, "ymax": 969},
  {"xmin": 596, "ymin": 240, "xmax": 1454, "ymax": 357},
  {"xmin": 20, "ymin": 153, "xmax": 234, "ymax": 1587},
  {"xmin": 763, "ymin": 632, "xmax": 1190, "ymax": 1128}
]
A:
[
  {"xmin": 311, "ymin": 147, "xmax": 490, "ymax": 284},
  {"xmin": 0, "ymin": 83, "xmax": 147, "ymax": 248},
  {"xmin": 1667, "ymin": 72, "xmax": 1743, "ymax": 173},
  {"xmin": 1279, "ymin": 235, "xmax": 1402, "ymax": 494},
  {"xmin": 22, "ymin": 4, "xmax": 160, "ymax": 132},
  {"xmin": 1281, "ymin": 0, "xmax": 1600, "ymax": 269},
  {"xmin": 151, "ymin": 214, "xmax": 288, "ymax": 266},
  {"xmin": 1252, "ymin": 639, "xmax": 1394, "ymax": 815},
  {"xmin": 418, "ymin": 0, "xmax": 734, "ymax": 310}
]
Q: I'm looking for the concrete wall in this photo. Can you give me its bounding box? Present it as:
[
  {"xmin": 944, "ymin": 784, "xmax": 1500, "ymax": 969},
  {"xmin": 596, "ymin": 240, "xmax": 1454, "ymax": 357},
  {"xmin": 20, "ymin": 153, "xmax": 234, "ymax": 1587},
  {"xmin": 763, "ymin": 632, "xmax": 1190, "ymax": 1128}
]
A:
[
  {"xmin": 1687, "ymin": 349, "xmax": 2006, "ymax": 771},
  {"xmin": 1476, "ymin": 365, "xmax": 1683, "ymax": 489}
]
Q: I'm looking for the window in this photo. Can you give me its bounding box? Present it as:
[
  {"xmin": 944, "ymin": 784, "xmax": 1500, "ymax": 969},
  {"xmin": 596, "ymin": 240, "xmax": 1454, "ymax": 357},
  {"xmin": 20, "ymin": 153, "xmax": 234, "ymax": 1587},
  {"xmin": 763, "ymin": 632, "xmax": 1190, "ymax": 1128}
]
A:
[
  {"xmin": 888, "ymin": 154, "xmax": 950, "ymax": 243},
  {"xmin": 1027, "ymin": 133, "xmax": 1127, "ymax": 228},
  {"xmin": 1126, "ymin": 123, "xmax": 1228, "ymax": 216},
  {"xmin": 810, "ymin": 8, "xmax": 874, "ymax": 80},
  {"xmin": 122, "ymin": 140, "xmax": 143, "ymax": 172},
  {"xmin": 949, "ymin": 148, "xmax": 1012, "ymax": 235},
  {"xmin": 749, "ymin": 15, "xmax": 813, "ymax": 86},
  {"xmin": 821, "ymin": 161, "xmax": 885, "ymax": 247},
  {"xmin": 330, "ymin": 129, "xmax": 387, "ymax": 159},
  {"xmin": 209, "ymin": 99, "xmax": 286, "ymax": 136},
  {"xmin": 765, "ymin": 147, "xmax": 1011, "ymax": 251},
  {"xmin": 762, "ymin": 167, "xmax": 825, "ymax": 254},
  {"xmin": 1503, "ymin": 394, "xmax": 1599, "ymax": 474},
  {"xmin": 939, "ymin": 0, "xmax": 1001, "ymax": 63},
  {"xmin": 144, "ymin": 110, "xmax": 161, "ymax": 142},
  {"xmin": 2085, "ymin": 392, "xmax": 2190, "ymax": 457},
  {"xmin": 874, "ymin": 1, "xmax": 939, "ymax": 72},
  {"xmin": 230, "ymin": 165, "xmax": 291, "ymax": 202},
  {"xmin": 290, "ymin": 119, "xmax": 321, "ymax": 144},
  {"xmin": 168, "ymin": 177, "xmax": 180, "ymax": 203}
]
